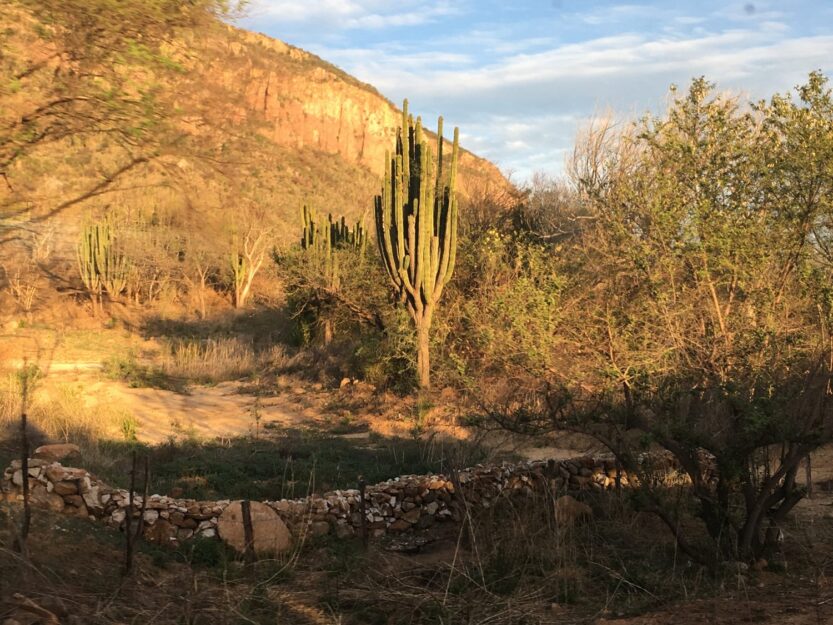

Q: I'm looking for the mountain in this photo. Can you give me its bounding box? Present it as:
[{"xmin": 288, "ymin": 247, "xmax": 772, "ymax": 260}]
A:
[{"xmin": 1, "ymin": 3, "xmax": 510, "ymax": 265}]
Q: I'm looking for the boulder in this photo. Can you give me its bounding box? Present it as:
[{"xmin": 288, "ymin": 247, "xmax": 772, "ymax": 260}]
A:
[
  {"xmin": 554, "ymin": 495, "xmax": 592, "ymax": 527},
  {"xmin": 33, "ymin": 443, "xmax": 81, "ymax": 462},
  {"xmin": 309, "ymin": 521, "xmax": 330, "ymax": 536},
  {"xmin": 30, "ymin": 486, "xmax": 65, "ymax": 513},
  {"xmin": 52, "ymin": 481, "xmax": 78, "ymax": 496},
  {"xmin": 218, "ymin": 500, "xmax": 292, "ymax": 555}
]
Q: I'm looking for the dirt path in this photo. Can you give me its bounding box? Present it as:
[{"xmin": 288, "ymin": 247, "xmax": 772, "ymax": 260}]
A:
[
  {"xmin": 84, "ymin": 379, "xmax": 311, "ymax": 444},
  {"xmin": 19, "ymin": 361, "xmax": 316, "ymax": 444}
]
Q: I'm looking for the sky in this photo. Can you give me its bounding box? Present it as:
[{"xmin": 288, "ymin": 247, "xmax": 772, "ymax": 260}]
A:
[{"xmin": 238, "ymin": 1, "xmax": 833, "ymax": 183}]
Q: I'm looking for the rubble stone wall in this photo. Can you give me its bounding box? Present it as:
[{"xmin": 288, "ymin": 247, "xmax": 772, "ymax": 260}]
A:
[{"xmin": 1, "ymin": 455, "xmax": 633, "ymax": 549}]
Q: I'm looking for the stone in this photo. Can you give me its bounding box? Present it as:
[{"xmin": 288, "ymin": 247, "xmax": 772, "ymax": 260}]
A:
[
  {"xmin": 388, "ymin": 519, "xmax": 410, "ymax": 532},
  {"xmin": 33, "ymin": 443, "xmax": 81, "ymax": 462},
  {"xmin": 145, "ymin": 518, "xmax": 177, "ymax": 543},
  {"xmin": 52, "ymin": 480, "xmax": 79, "ymax": 496},
  {"xmin": 554, "ymin": 495, "xmax": 592, "ymax": 527},
  {"xmin": 571, "ymin": 476, "xmax": 592, "ymax": 489},
  {"xmin": 309, "ymin": 521, "xmax": 330, "ymax": 536},
  {"xmin": 218, "ymin": 500, "xmax": 293, "ymax": 555},
  {"xmin": 82, "ymin": 487, "xmax": 102, "ymax": 514},
  {"xmin": 63, "ymin": 494, "xmax": 83, "ymax": 507},
  {"xmin": 335, "ymin": 524, "xmax": 354, "ymax": 539},
  {"xmin": 143, "ymin": 509, "xmax": 160, "ymax": 524},
  {"xmin": 416, "ymin": 514, "xmax": 435, "ymax": 529},
  {"xmin": 30, "ymin": 487, "xmax": 64, "ymax": 513},
  {"xmin": 424, "ymin": 501, "xmax": 439, "ymax": 515}
]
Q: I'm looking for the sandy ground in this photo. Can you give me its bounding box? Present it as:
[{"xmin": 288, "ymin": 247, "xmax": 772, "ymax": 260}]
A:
[{"xmin": 84, "ymin": 379, "xmax": 310, "ymax": 444}]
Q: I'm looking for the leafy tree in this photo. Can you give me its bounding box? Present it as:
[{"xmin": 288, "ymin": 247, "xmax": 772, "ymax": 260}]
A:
[
  {"xmin": 0, "ymin": 0, "xmax": 239, "ymax": 241},
  {"xmin": 487, "ymin": 73, "xmax": 833, "ymax": 565}
]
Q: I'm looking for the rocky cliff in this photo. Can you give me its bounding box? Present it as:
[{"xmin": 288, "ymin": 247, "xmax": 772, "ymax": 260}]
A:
[{"xmin": 177, "ymin": 24, "xmax": 507, "ymax": 200}]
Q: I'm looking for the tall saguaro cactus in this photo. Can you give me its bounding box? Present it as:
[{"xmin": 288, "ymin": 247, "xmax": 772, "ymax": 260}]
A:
[{"xmin": 374, "ymin": 100, "xmax": 459, "ymax": 388}]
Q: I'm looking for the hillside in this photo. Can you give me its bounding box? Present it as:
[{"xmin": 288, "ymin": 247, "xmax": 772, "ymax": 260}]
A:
[{"xmin": 0, "ymin": 3, "xmax": 510, "ymax": 305}]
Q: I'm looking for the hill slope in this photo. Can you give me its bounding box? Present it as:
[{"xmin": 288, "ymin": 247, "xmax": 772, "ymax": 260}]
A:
[{"xmin": 0, "ymin": 4, "xmax": 509, "ymax": 256}]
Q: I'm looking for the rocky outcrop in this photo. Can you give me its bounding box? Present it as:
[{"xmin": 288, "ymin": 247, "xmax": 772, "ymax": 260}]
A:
[
  {"xmin": 183, "ymin": 25, "xmax": 509, "ymax": 199},
  {"xmin": 1, "ymin": 455, "xmax": 637, "ymax": 554}
]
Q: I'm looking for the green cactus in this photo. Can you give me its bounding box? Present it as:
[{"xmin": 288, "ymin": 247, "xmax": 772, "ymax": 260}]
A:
[
  {"xmin": 76, "ymin": 218, "xmax": 129, "ymax": 313},
  {"xmin": 298, "ymin": 205, "xmax": 368, "ymax": 343},
  {"xmin": 300, "ymin": 204, "xmax": 367, "ymax": 290},
  {"xmin": 374, "ymin": 99, "xmax": 459, "ymax": 388}
]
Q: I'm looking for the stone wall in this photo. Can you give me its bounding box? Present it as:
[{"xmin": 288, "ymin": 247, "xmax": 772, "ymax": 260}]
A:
[{"xmin": 1, "ymin": 454, "xmax": 633, "ymax": 551}]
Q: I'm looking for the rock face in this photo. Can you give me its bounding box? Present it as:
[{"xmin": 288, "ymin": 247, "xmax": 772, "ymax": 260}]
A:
[
  {"xmin": 181, "ymin": 25, "xmax": 509, "ymax": 201},
  {"xmin": 1, "ymin": 454, "xmax": 657, "ymax": 553}
]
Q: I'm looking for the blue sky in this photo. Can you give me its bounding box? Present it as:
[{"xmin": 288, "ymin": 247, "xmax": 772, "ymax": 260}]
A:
[{"xmin": 238, "ymin": 1, "xmax": 833, "ymax": 183}]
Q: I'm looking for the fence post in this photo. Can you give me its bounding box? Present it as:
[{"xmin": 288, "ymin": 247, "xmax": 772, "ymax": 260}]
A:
[
  {"xmin": 358, "ymin": 477, "xmax": 367, "ymax": 548},
  {"xmin": 16, "ymin": 402, "xmax": 30, "ymax": 556},
  {"xmin": 124, "ymin": 452, "xmax": 149, "ymax": 576},
  {"xmin": 242, "ymin": 499, "xmax": 256, "ymax": 566}
]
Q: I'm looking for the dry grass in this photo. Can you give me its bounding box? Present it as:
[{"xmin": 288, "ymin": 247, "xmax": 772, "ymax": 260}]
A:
[
  {"xmin": 0, "ymin": 368, "xmax": 129, "ymax": 445},
  {"xmin": 104, "ymin": 337, "xmax": 289, "ymax": 390},
  {"xmin": 159, "ymin": 337, "xmax": 261, "ymax": 382}
]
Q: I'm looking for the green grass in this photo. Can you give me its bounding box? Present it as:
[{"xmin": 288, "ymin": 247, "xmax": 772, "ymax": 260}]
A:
[{"xmin": 77, "ymin": 427, "xmax": 477, "ymax": 501}]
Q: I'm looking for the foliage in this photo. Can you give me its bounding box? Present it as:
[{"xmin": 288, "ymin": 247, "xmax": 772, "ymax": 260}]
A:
[
  {"xmin": 1, "ymin": 0, "xmax": 241, "ymax": 236},
  {"xmin": 484, "ymin": 72, "xmax": 833, "ymax": 564}
]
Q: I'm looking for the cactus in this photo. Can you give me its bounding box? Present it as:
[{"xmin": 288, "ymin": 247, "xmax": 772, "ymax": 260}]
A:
[
  {"xmin": 298, "ymin": 205, "xmax": 368, "ymax": 343},
  {"xmin": 374, "ymin": 99, "xmax": 459, "ymax": 388},
  {"xmin": 76, "ymin": 218, "xmax": 129, "ymax": 312},
  {"xmin": 300, "ymin": 204, "xmax": 367, "ymax": 291}
]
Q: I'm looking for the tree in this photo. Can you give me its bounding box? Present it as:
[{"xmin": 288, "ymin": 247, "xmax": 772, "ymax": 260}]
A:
[
  {"xmin": 229, "ymin": 224, "xmax": 268, "ymax": 309},
  {"xmin": 374, "ymin": 100, "xmax": 459, "ymax": 389},
  {"xmin": 0, "ymin": 0, "xmax": 239, "ymax": 242},
  {"xmin": 483, "ymin": 73, "xmax": 833, "ymax": 566},
  {"xmin": 562, "ymin": 74, "xmax": 833, "ymax": 564}
]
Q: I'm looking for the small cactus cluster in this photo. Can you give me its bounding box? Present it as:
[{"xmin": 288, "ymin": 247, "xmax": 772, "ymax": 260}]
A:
[
  {"xmin": 77, "ymin": 218, "xmax": 129, "ymax": 306},
  {"xmin": 300, "ymin": 205, "xmax": 367, "ymax": 290},
  {"xmin": 301, "ymin": 205, "xmax": 367, "ymax": 255}
]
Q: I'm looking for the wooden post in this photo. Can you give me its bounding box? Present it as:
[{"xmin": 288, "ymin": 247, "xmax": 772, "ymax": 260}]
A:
[
  {"xmin": 16, "ymin": 403, "xmax": 30, "ymax": 556},
  {"xmin": 241, "ymin": 499, "xmax": 256, "ymax": 565},
  {"xmin": 124, "ymin": 451, "xmax": 136, "ymax": 575},
  {"xmin": 358, "ymin": 477, "xmax": 367, "ymax": 548},
  {"xmin": 449, "ymin": 466, "xmax": 470, "ymax": 549},
  {"xmin": 124, "ymin": 453, "xmax": 149, "ymax": 576}
]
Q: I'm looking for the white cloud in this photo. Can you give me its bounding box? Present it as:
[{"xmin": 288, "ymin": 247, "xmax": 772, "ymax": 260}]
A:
[
  {"xmin": 238, "ymin": 1, "xmax": 833, "ymax": 181},
  {"xmin": 245, "ymin": 0, "xmax": 462, "ymax": 30}
]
